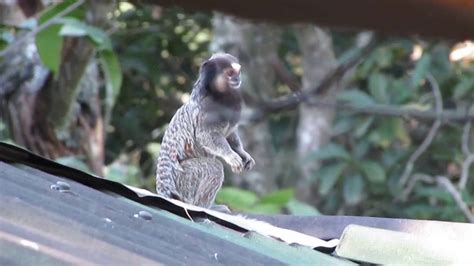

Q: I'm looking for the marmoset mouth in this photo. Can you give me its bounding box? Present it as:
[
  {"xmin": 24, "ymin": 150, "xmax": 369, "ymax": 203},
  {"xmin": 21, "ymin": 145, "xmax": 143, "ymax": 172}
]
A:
[{"xmin": 229, "ymin": 76, "xmax": 241, "ymax": 88}]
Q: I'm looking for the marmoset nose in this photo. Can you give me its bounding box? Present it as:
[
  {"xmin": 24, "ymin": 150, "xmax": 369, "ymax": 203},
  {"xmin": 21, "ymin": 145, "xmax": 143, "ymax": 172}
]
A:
[{"xmin": 230, "ymin": 75, "xmax": 240, "ymax": 83}]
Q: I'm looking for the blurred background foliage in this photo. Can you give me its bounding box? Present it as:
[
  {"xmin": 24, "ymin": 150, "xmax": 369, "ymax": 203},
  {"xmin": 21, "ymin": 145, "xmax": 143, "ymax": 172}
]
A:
[{"xmin": 0, "ymin": 1, "xmax": 473, "ymax": 221}]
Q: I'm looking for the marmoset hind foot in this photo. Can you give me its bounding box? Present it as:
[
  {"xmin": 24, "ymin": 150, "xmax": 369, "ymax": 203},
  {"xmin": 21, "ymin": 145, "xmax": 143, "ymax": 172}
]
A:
[{"xmin": 156, "ymin": 53, "xmax": 255, "ymax": 210}]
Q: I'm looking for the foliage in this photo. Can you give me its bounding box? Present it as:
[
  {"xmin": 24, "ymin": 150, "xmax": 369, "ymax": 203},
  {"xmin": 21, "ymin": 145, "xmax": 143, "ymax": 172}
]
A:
[
  {"xmin": 216, "ymin": 187, "xmax": 320, "ymax": 215},
  {"xmin": 309, "ymin": 40, "xmax": 474, "ymax": 220},
  {"xmin": 35, "ymin": 0, "xmax": 122, "ymax": 102}
]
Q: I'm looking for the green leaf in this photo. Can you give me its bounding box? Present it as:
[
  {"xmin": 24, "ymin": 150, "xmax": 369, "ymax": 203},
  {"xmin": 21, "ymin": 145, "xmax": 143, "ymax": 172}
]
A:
[
  {"xmin": 416, "ymin": 187, "xmax": 452, "ymax": 202},
  {"xmin": 56, "ymin": 156, "xmax": 90, "ymax": 173},
  {"xmin": 259, "ymin": 189, "xmax": 294, "ymax": 206},
  {"xmin": 374, "ymin": 47, "xmax": 393, "ymax": 68},
  {"xmin": 317, "ymin": 162, "xmax": 348, "ymax": 196},
  {"xmin": 1, "ymin": 31, "xmax": 14, "ymax": 43},
  {"xmin": 308, "ymin": 143, "xmax": 351, "ymax": 162},
  {"xmin": 145, "ymin": 142, "xmax": 161, "ymax": 156},
  {"xmin": 35, "ymin": 0, "xmax": 85, "ymax": 75},
  {"xmin": 337, "ymin": 45, "xmax": 362, "ymax": 64},
  {"xmin": 393, "ymin": 119, "xmax": 410, "ymax": 147},
  {"xmin": 333, "ymin": 117, "xmax": 354, "ymax": 136},
  {"xmin": 248, "ymin": 203, "xmax": 282, "ymax": 214},
  {"xmin": 216, "ymin": 187, "xmax": 258, "ymax": 210},
  {"xmin": 286, "ymin": 199, "xmax": 320, "ymax": 216},
  {"xmin": 59, "ymin": 22, "xmax": 87, "ymax": 36},
  {"xmin": 35, "ymin": 24, "xmax": 63, "ymax": 75},
  {"xmin": 337, "ymin": 90, "xmax": 376, "ymax": 107},
  {"xmin": 343, "ymin": 174, "xmax": 365, "ymax": 205},
  {"xmin": 369, "ymin": 118, "xmax": 409, "ymax": 148},
  {"xmin": 105, "ymin": 162, "xmax": 140, "ymax": 186},
  {"xmin": 453, "ymin": 77, "xmax": 474, "ymax": 100},
  {"xmin": 368, "ymin": 73, "xmax": 389, "ymax": 103},
  {"xmin": 353, "ymin": 140, "xmax": 370, "ymax": 159},
  {"xmin": 390, "ymin": 79, "xmax": 412, "ymax": 104},
  {"xmin": 100, "ymin": 50, "xmax": 123, "ymax": 107},
  {"xmin": 354, "ymin": 117, "xmax": 374, "ymax": 138},
  {"xmin": 360, "ymin": 160, "xmax": 386, "ymax": 183},
  {"xmin": 38, "ymin": 0, "xmax": 78, "ymax": 24},
  {"xmin": 411, "ymin": 55, "xmax": 431, "ymax": 87},
  {"xmin": 59, "ymin": 18, "xmax": 112, "ymax": 50}
]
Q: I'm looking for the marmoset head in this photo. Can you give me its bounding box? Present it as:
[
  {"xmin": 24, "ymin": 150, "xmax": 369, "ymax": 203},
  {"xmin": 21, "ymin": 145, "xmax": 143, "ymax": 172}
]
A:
[
  {"xmin": 206, "ymin": 53, "xmax": 242, "ymax": 91},
  {"xmin": 192, "ymin": 53, "xmax": 242, "ymax": 101}
]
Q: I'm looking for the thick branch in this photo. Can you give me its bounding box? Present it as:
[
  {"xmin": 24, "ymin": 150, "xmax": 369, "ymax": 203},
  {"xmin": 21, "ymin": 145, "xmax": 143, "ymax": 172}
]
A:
[
  {"xmin": 248, "ymin": 36, "xmax": 474, "ymax": 124},
  {"xmin": 245, "ymin": 97, "xmax": 474, "ymax": 124},
  {"xmin": 269, "ymin": 56, "xmax": 301, "ymax": 92},
  {"xmin": 36, "ymin": 0, "xmax": 113, "ymax": 129},
  {"xmin": 253, "ymin": 36, "xmax": 378, "ymax": 120},
  {"xmin": 37, "ymin": 38, "xmax": 95, "ymax": 129}
]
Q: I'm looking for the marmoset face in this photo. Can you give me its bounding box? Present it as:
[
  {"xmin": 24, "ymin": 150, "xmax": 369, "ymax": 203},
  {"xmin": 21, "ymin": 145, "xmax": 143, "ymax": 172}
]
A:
[
  {"xmin": 225, "ymin": 62, "xmax": 242, "ymax": 89},
  {"xmin": 204, "ymin": 53, "xmax": 242, "ymax": 93}
]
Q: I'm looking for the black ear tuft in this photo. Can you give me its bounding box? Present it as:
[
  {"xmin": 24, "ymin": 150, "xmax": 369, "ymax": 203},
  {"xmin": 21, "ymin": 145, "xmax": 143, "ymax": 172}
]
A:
[
  {"xmin": 191, "ymin": 57, "xmax": 217, "ymax": 101},
  {"xmin": 200, "ymin": 60, "xmax": 217, "ymax": 89}
]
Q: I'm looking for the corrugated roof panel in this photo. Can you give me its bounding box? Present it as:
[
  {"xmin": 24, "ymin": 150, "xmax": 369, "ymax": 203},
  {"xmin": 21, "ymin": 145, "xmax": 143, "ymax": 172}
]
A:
[
  {"xmin": 336, "ymin": 225, "xmax": 474, "ymax": 265},
  {"xmin": 0, "ymin": 238, "xmax": 69, "ymax": 266},
  {"xmin": 3, "ymin": 142, "xmax": 474, "ymax": 265},
  {"xmin": 0, "ymin": 162, "xmax": 347, "ymax": 264},
  {"xmin": 240, "ymin": 231, "xmax": 354, "ymax": 265}
]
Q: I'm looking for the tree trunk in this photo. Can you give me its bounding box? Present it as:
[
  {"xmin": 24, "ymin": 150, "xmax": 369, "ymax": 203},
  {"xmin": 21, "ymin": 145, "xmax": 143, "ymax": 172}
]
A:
[
  {"xmin": 294, "ymin": 28, "xmax": 373, "ymax": 203},
  {"xmin": 294, "ymin": 26, "xmax": 339, "ymax": 203},
  {"xmin": 0, "ymin": 1, "xmax": 113, "ymax": 175}
]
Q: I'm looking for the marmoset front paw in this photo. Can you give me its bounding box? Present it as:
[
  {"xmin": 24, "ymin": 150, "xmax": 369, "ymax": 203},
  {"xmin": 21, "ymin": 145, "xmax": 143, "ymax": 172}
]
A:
[
  {"xmin": 226, "ymin": 152, "xmax": 244, "ymax": 173},
  {"xmin": 241, "ymin": 152, "xmax": 255, "ymax": 171}
]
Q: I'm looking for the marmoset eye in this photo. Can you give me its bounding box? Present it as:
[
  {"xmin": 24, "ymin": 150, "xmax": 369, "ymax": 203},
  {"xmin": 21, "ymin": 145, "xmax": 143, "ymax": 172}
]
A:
[{"xmin": 226, "ymin": 69, "xmax": 236, "ymax": 77}]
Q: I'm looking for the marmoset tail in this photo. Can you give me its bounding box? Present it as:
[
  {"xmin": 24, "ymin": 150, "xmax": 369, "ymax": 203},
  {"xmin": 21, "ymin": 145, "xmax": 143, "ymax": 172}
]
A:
[{"xmin": 156, "ymin": 53, "xmax": 255, "ymax": 209}]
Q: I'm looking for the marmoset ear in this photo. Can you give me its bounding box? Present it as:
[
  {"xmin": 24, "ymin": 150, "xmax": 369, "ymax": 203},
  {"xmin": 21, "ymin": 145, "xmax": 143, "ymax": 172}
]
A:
[{"xmin": 201, "ymin": 57, "xmax": 214, "ymax": 68}]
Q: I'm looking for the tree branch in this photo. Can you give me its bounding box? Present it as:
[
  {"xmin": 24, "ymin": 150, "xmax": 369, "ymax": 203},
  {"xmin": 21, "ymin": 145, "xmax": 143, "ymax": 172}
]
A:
[
  {"xmin": 436, "ymin": 176, "xmax": 474, "ymax": 223},
  {"xmin": 35, "ymin": 0, "xmax": 113, "ymax": 129},
  {"xmin": 248, "ymin": 37, "xmax": 474, "ymax": 124},
  {"xmin": 462, "ymin": 111, "xmax": 473, "ymax": 155},
  {"xmin": 312, "ymin": 100, "xmax": 474, "ymax": 122},
  {"xmin": 249, "ymin": 35, "xmax": 379, "ymax": 122},
  {"xmin": 269, "ymin": 56, "xmax": 301, "ymax": 92},
  {"xmin": 243, "ymin": 96, "xmax": 474, "ymax": 124},
  {"xmin": 459, "ymin": 155, "xmax": 474, "ymax": 190},
  {"xmin": 399, "ymin": 73, "xmax": 443, "ymax": 187},
  {"xmin": 459, "ymin": 109, "xmax": 474, "ymax": 190},
  {"xmin": 399, "ymin": 173, "xmax": 473, "ymax": 223},
  {"xmin": 400, "ymin": 173, "xmax": 435, "ymax": 201}
]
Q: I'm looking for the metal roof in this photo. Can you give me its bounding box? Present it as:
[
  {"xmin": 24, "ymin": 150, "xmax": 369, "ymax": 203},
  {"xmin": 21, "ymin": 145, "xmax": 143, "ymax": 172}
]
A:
[
  {"xmin": 0, "ymin": 143, "xmax": 348, "ymax": 265},
  {"xmin": 1, "ymin": 141, "xmax": 474, "ymax": 265}
]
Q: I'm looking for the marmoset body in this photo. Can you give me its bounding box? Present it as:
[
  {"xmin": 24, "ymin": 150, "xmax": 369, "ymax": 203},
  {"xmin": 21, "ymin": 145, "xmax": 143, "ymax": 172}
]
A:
[{"xmin": 156, "ymin": 53, "xmax": 255, "ymax": 209}]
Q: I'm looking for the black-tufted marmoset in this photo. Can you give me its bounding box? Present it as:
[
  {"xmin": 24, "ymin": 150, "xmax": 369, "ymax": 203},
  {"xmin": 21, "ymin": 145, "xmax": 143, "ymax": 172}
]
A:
[{"xmin": 156, "ymin": 53, "xmax": 255, "ymax": 210}]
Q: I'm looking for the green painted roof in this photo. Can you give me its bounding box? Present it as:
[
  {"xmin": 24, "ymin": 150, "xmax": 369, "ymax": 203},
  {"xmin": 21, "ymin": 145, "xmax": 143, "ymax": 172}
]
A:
[
  {"xmin": 0, "ymin": 161, "xmax": 348, "ymax": 265},
  {"xmin": 1, "ymin": 142, "xmax": 473, "ymax": 265}
]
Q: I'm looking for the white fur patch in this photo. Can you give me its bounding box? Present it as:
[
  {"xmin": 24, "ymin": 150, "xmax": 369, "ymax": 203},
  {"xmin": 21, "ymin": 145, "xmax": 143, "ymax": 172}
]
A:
[{"xmin": 231, "ymin": 63, "xmax": 241, "ymax": 73}]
